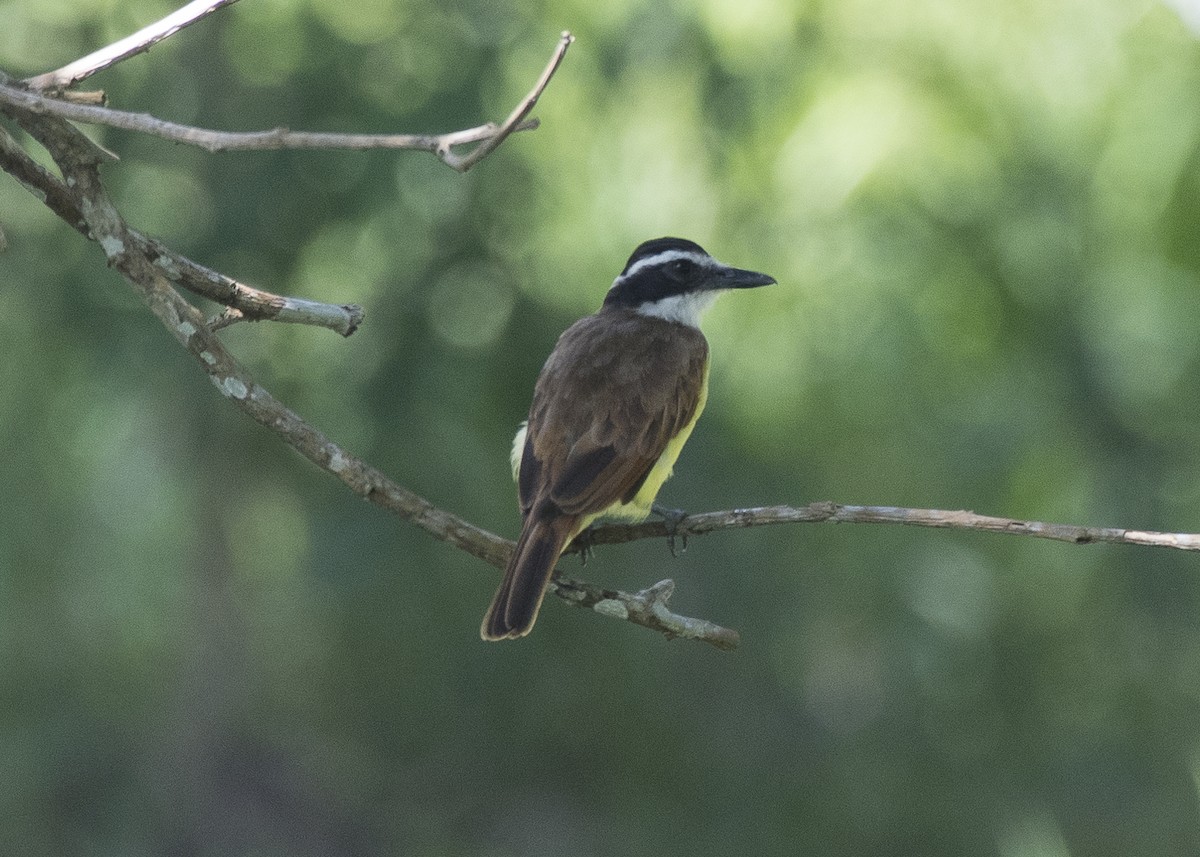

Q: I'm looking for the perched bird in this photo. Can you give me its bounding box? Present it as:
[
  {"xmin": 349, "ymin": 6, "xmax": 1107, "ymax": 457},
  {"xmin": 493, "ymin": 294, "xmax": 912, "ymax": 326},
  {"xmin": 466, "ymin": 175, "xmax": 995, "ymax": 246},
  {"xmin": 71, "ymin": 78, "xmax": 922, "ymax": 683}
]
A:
[{"xmin": 481, "ymin": 237, "xmax": 776, "ymax": 640}]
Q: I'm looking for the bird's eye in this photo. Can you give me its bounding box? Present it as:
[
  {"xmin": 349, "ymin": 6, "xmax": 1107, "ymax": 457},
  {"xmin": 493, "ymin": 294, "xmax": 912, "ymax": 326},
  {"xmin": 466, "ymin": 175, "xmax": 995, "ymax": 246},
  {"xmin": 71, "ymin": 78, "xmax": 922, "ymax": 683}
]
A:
[{"xmin": 669, "ymin": 259, "xmax": 695, "ymax": 278}]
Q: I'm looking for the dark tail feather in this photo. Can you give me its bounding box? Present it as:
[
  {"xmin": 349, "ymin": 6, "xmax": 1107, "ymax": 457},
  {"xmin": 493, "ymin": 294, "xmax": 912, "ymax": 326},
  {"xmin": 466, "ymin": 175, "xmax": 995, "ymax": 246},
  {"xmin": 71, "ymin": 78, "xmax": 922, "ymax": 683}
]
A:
[{"xmin": 481, "ymin": 515, "xmax": 579, "ymax": 641}]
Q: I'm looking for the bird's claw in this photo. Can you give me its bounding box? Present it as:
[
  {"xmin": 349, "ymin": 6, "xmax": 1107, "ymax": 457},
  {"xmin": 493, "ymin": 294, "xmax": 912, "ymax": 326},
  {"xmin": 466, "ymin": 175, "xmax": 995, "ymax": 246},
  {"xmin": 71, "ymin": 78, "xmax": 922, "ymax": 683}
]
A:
[
  {"xmin": 652, "ymin": 504, "xmax": 689, "ymax": 557},
  {"xmin": 573, "ymin": 525, "xmax": 597, "ymax": 566}
]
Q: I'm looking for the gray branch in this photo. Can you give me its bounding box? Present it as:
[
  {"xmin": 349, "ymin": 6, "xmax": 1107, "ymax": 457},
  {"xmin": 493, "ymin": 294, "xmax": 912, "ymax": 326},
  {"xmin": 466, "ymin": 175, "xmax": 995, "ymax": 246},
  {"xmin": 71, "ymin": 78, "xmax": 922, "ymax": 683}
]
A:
[
  {"xmin": 0, "ymin": 124, "xmax": 362, "ymax": 335},
  {"xmin": 578, "ymin": 502, "xmax": 1200, "ymax": 553},
  {"xmin": 440, "ymin": 31, "xmax": 574, "ymax": 172},
  {"xmin": 0, "ymin": 82, "xmax": 531, "ymax": 158},
  {"xmin": 3, "ymin": 31, "xmax": 572, "ymax": 173}
]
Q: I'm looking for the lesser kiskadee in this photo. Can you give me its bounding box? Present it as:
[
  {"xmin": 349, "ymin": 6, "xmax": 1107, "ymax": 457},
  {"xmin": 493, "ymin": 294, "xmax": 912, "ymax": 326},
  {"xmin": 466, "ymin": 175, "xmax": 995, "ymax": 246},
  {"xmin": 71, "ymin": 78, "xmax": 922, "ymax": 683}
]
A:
[{"xmin": 481, "ymin": 237, "xmax": 776, "ymax": 641}]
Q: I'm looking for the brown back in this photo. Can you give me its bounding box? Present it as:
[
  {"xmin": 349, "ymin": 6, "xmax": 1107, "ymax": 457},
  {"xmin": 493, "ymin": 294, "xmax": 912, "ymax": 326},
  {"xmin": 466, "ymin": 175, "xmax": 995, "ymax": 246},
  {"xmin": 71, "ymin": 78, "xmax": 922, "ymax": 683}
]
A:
[{"xmin": 517, "ymin": 306, "xmax": 710, "ymax": 520}]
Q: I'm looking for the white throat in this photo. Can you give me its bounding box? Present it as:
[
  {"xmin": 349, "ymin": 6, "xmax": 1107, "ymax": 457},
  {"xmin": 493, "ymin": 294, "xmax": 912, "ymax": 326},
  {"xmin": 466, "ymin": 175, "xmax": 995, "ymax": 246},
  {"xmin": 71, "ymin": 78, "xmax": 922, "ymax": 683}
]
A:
[{"xmin": 635, "ymin": 290, "xmax": 724, "ymax": 328}]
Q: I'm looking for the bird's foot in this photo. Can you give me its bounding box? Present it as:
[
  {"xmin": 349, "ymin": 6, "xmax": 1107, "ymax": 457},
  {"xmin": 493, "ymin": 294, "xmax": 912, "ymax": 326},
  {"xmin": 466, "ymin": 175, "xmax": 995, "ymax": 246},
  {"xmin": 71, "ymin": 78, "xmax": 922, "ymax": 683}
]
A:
[
  {"xmin": 652, "ymin": 503, "xmax": 689, "ymax": 557},
  {"xmin": 572, "ymin": 525, "xmax": 597, "ymax": 567}
]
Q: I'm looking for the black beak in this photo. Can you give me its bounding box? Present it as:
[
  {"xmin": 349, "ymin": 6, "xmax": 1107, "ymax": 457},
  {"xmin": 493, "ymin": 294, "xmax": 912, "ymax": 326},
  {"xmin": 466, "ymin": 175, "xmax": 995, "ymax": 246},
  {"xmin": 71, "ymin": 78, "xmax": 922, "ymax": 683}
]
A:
[{"xmin": 713, "ymin": 265, "xmax": 777, "ymax": 290}]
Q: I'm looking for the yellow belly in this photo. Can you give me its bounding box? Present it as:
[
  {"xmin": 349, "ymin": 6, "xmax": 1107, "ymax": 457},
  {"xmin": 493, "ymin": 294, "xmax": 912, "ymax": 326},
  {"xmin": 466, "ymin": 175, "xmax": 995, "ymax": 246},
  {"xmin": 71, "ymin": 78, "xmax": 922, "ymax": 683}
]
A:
[{"xmin": 511, "ymin": 369, "xmax": 709, "ymax": 531}]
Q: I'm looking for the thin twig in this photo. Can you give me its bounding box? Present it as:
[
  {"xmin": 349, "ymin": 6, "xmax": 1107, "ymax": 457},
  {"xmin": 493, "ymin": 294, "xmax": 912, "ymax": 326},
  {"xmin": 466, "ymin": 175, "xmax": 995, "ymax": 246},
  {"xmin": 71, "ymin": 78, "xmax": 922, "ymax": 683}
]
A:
[
  {"xmin": 579, "ymin": 502, "xmax": 1200, "ymax": 553},
  {"xmin": 24, "ymin": 0, "xmax": 243, "ymax": 92},
  {"xmin": 141, "ymin": 235, "xmax": 366, "ymax": 335},
  {"xmin": 440, "ymin": 30, "xmax": 574, "ymax": 172},
  {"xmin": 0, "ymin": 81, "xmax": 537, "ymax": 160}
]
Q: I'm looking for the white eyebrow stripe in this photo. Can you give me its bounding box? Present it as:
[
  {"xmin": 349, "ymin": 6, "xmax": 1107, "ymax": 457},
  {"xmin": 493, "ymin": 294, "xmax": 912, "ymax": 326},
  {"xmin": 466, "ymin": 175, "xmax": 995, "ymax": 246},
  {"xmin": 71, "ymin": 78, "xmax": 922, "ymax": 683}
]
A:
[{"xmin": 610, "ymin": 249, "xmax": 714, "ymax": 287}]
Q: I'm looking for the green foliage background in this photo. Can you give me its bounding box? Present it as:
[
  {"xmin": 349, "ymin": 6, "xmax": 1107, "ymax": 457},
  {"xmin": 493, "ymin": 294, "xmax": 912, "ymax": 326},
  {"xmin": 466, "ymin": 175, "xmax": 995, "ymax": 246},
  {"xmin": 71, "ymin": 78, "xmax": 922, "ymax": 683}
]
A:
[{"xmin": 4, "ymin": 0, "xmax": 1200, "ymax": 854}]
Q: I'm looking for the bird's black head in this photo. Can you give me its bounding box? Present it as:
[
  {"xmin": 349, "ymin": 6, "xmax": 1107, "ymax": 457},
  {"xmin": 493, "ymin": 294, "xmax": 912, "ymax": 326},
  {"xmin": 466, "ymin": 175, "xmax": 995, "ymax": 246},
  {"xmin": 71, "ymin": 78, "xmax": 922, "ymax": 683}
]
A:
[{"xmin": 603, "ymin": 237, "xmax": 776, "ymax": 324}]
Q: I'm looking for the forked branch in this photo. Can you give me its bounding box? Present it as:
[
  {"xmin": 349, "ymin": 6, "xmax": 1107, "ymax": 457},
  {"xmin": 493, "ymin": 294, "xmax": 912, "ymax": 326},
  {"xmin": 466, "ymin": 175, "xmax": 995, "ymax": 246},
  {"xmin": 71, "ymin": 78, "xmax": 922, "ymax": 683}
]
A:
[
  {"xmin": 2, "ymin": 14, "xmax": 572, "ymax": 326},
  {"xmin": 6, "ymin": 7, "xmax": 573, "ymax": 173},
  {"xmin": 0, "ymin": 126, "xmax": 362, "ymax": 335},
  {"xmin": 439, "ymin": 31, "xmax": 574, "ymax": 172}
]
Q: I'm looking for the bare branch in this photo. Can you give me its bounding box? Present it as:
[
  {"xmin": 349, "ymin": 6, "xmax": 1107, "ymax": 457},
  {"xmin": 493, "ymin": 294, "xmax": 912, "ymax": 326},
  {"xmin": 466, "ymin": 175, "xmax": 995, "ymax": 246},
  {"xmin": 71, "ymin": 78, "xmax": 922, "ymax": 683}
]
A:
[
  {"xmin": 0, "ymin": 119, "xmax": 97, "ymax": 230},
  {"xmin": 24, "ymin": 0, "xmax": 242, "ymax": 92},
  {"xmin": 0, "ymin": 29, "xmax": 576, "ymax": 319},
  {"xmin": 579, "ymin": 502, "xmax": 1200, "ymax": 553},
  {"xmin": 440, "ymin": 30, "xmax": 574, "ymax": 172},
  {"xmin": 0, "ymin": 80, "xmax": 536, "ymax": 158},
  {"xmin": 2, "ymin": 31, "xmax": 571, "ymax": 172},
  {"xmin": 0, "ymin": 125, "xmax": 362, "ymax": 335},
  {"xmin": 140, "ymin": 235, "xmax": 366, "ymax": 335}
]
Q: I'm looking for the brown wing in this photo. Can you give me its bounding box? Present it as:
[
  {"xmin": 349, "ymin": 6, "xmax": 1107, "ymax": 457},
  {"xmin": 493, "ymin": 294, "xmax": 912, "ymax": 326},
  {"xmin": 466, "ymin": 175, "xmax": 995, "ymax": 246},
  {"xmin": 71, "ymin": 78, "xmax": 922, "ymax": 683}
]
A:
[{"xmin": 517, "ymin": 307, "xmax": 709, "ymax": 519}]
